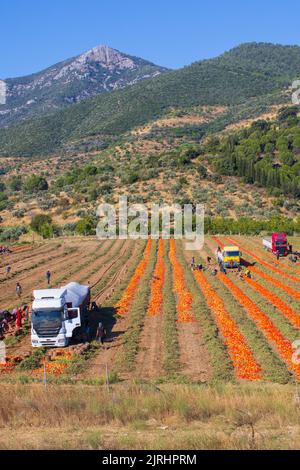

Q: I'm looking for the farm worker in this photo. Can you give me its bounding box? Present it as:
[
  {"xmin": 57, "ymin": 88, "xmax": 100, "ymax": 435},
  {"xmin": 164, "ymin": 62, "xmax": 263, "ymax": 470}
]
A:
[
  {"xmin": 198, "ymin": 264, "xmax": 203, "ymax": 271},
  {"xmin": 96, "ymin": 322, "xmax": 106, "ymax": 345},
  {"xmin": 16, "ymin": 282, "xmax": 22, "ymax": 298},
  {"xmin": 212, "ymin": 268, "xmax": 218, "ymax": 276},
  {"xmin": 276, "ymin": 250, "xmax": 280, "ymax": 260},
  {"xmin": 85, "ymin": 321, "xmax": 91, "ymax": 343},
  {"xmin": 207, "ymin": 256, "xmax": 211, "ymax": 264},
  {"xmin": 6, "ymin": 266, "xmax": 11, "ymax": 277},
  {"xmin": 245, "ymin": 269, "xmax": 251, "ymax": 279},
  {"xmin": 220, "ymin": 264, "xmax": 227, "ymax": 274},
  {"xmin": 46, "ymin": 270, "xmax": 51, "ymax": 285},
  {"xmin": 191, "ymin": 257, "xmax": 195, "ymax": 269},
  {"xmin": 11, "ymin": 308, "xmax": 17, "ymax": 320},
  {"xmin": 83, "ymin": 312, "xmax": 90, "ymax": 342},
  {"xmin": 23, "ymin": 305, "xmax": 29, "ymax": 322},
  {"xmin": 0, "ymin": 318, "xmax": 8, "ymax": 338},
  {"xmin": 16, "ymin": 308, "xmax": 22, "ymax": 329}
]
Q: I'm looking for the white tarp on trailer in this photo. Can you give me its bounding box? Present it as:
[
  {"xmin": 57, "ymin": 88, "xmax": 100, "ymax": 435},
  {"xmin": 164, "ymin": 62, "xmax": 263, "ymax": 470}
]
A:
[{"xmin": 64, "ymin": 282, "xmax": 89, "ymax": 308}]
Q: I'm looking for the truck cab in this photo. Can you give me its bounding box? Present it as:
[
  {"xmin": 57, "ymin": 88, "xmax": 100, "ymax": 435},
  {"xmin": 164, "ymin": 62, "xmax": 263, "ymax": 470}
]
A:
[
  {"xmin": 217, "ymin": 246, "xmax": 241, "ymax": 268},
  {"xmin": 263, "ymin": 232, "xmax": 288, "ymax": 257}
]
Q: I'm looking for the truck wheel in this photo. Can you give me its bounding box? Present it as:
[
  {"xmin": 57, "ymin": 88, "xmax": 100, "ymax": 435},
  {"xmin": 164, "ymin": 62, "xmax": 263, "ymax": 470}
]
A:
[{"xmin": 72, "ymin": 327, "xmax": 83, "ymax": 344}]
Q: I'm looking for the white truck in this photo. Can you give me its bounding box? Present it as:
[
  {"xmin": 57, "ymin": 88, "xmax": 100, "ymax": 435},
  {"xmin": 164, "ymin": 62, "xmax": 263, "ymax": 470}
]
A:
[{"xmin": 31, "ymin": 282, "xmax": 90, "ymax": 348}]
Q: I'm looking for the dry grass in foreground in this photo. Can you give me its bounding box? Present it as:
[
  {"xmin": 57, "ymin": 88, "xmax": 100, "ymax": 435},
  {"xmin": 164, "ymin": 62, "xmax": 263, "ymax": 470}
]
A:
[{"xmin": 1, "ymin": 382, "xmax": 300, "ymax": 450}]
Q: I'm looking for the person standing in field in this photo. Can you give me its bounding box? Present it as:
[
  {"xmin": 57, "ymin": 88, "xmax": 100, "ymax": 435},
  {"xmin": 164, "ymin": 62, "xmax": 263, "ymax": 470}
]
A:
[
  {"xmin": 46, "ymin": 270, "xmax": 51, "ymax": 285},
  {"xmin": 16, "ymin": 308, "xmax": 22, "ymax": 330},
  {"xmin": 16, "ymin": 282, "xmax": 22, "ymax": 298},
  {"xmin": 96, "ymin": 322, "xmax": 106, "ymax": 345},
  {"xmin": 6, "ymin": 266, "xmax": 11, "ymax": 278},
  {"xmin": 23, "ymin": 305, "xmax": 29, "ymax": 322}
]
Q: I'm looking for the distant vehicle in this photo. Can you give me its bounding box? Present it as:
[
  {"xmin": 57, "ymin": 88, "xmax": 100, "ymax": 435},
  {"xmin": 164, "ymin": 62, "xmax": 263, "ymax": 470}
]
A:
[
  {"xmin": 31, "ymin": 282, "xmax": 90, "ymax": 348},
  {"xmin": 217, "ymin": 245, "xmax": 241, "ymax": 268},
  {"xmin": 262, "ymin": 233, "xmax": 289, "ymax": 257}
]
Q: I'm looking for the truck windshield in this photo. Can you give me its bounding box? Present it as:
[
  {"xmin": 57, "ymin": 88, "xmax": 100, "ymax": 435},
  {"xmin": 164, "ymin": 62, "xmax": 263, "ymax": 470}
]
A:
[
  {"xmin": 32, "ymin": 309, "xmax": 62, "ymax": 329},
  {"xmin": 224, "ymin": 251, "xmax": 240, "ymax": 257}
]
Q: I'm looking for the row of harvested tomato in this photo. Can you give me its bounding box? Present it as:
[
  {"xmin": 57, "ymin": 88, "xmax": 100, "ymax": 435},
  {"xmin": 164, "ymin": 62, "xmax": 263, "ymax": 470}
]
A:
[
  {"xmin": 169, "ymin": 239, "xmax": 195, "ymax": 323},
  {"xmin": 147, "ymin": 239, "xmax": 165, "ymax": 316},
  {"xmin": 115, "ymin": 239, "xmax": 152, "ymax": 316}
]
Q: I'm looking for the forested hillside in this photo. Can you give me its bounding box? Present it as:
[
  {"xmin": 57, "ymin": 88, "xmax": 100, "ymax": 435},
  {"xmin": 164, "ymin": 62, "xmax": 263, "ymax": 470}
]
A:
[
  {"xmin": 0, "ymin": 43, "xmax": 300, "ymax": 157},
  {"xmin": 212, "ymin": 106, "xmax": 300, "ymax": 197}
]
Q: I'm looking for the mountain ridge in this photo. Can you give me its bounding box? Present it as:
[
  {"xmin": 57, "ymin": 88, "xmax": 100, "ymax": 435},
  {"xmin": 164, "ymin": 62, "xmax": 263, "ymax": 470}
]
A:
[
  {"xmin": 1, "ymin": 42, "xmax": 300, "ymax": 157},
  {"xmin": 0, "ymin": 44, "xmax": 167, "ymax": 127}
]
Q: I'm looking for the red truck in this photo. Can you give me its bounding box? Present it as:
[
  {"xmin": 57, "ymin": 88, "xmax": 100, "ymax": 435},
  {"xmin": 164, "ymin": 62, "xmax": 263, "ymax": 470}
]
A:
[{"xmin": 262, "ymin": 232, "xmax": 289, "ymax": 257}]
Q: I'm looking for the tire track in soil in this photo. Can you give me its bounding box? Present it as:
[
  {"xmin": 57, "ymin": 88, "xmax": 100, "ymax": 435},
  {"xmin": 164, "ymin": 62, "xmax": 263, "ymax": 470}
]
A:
[
  {"xmin": 0, "ymin": 244, "xmax": 67, "ymax": 283},
  {"xmin": 134, "ymin": 315, "xmax": 165, "ymax": 379},
  {"xmin": 78, "ymin": 241, "xmax": 144, "ymax": 380},
  {"xmin": 0, "ymin": 241, "xmax": 94, "ymax": 308},
  {"xmin": 53, "ymin": 239, "xmax": 113, "ymax": 286},
  {"xmin": 0, "ymin": 243, "xmax": 44, "ymax": 264},
  {"xmin": 92, "ymin": 241, "xmax": 133, "ymax": 304},
  {"xmin": 0, "ymin": 242, "xmax": 59, "ymax": 271},
  {"xmin": 173, "ymin": 241, "xmax": 212, "ymax": 382},
  {"xmin": 80, "ymin": 240, "xmax": 127, "ymax": 291},
  {"xmin": 5, "ymin": 240, "xmax": 115, "ymax": 358},
  {"xmin": 1, "ymin": 239, "xmax": 111, "ymax": 309},
  {"xmin": 134, "ymin": 241, "xmax": 164, "ymax": 380}
]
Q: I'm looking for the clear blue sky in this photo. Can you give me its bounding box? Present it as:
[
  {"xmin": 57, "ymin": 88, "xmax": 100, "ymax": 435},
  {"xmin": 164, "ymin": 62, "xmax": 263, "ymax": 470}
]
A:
[{"xmin": 1, "ymin": 0, "xmax": 300, "ymax": 78}]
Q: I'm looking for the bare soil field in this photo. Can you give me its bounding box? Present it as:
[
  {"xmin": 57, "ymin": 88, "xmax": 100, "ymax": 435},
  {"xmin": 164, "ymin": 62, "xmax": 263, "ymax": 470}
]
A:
[{"xmin": 1, "ymin": 235, "xmax": 300, "ymax": 385}]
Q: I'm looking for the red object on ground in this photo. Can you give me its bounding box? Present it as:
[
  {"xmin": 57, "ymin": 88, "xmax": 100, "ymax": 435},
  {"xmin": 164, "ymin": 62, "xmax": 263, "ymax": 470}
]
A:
[{"xmin": 16, "ymin": 308, "xmax": 22, "ymax": 329}]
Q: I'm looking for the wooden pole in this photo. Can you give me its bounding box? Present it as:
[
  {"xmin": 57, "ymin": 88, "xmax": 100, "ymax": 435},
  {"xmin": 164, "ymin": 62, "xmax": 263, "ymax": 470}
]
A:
[
  {"xmin": 43, "ymin": 360, "xmax": 47, "ymax": 389},
  {"xmin": 105, "ymin": 363, "xmax": 109, "ymax": 392}
]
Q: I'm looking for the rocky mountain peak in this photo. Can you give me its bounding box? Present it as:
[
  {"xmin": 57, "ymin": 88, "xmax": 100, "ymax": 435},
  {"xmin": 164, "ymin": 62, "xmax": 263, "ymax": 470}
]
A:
[
  {"xmin": 0, "ymin": 45, "xmax": 167, "ymax": 127},
  {"xmin": 80, "ymin": 45, "xmax": 135, "ymax": 69}
]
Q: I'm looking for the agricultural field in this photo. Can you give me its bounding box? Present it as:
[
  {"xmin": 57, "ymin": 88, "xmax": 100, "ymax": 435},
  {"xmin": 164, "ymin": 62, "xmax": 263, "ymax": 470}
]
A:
[{"xmin": 1, "ymin": 235, "xmax": 300, "ymax": 449}]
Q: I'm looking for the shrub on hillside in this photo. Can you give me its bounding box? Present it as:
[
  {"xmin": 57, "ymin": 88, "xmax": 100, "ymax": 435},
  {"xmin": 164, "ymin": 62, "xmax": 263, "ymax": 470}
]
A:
[
  {"xmin": 30, "ymin": 213, "xmax": 53, "ymax": 237},
  {"xmin": 76, "ymin": 218, "xmax": 95, "ymax": 236},
  {"xmin": 24, "ymin": 175, "xmax": 48, "ymax": 193}
]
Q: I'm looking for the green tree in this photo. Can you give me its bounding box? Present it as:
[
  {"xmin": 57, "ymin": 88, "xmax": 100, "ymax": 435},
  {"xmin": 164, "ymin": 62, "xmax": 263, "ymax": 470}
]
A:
[
  {"xmin": 24, "ymin": 175, "xmax": 48, "ymax": 193},
  {"xmin": 9, "ymin": 175, "xmax": 22, "ymax": 191},
  {"xmin": 30, "ymin": 213, "xmax": 52, "ymax": 235},
  {"xmin": 76, "ymin": 218, "xmax": 95, "ymax": 236}
]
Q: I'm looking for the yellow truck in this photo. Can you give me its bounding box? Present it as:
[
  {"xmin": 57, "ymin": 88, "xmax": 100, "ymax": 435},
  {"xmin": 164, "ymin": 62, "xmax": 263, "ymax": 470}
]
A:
[{"xmin": 216, "ymin": 245, "xmax": 241, "ymax": 269}]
